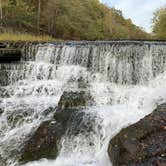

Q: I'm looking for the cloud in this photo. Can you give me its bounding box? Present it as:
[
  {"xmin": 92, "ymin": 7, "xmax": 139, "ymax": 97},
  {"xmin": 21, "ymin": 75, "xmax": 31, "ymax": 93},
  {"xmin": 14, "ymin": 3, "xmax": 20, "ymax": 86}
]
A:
[{"xmin": 100, "ymin": 0, "xmax": 166, "ymax": 32}]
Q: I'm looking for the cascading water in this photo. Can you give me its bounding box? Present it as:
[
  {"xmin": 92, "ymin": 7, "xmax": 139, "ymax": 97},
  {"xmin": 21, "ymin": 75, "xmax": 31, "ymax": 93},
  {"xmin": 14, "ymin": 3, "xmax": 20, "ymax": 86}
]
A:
[{"xmin": 0, "ymin": 41, "xmax": 166, "ymax": 166}]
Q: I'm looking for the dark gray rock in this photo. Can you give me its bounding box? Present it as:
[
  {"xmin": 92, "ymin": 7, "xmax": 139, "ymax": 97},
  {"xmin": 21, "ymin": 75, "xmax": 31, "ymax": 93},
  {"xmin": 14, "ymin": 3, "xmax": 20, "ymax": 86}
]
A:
[
  {"xmin": 19, "ymin": 120, "xmax": 62, "ymax": 163},
  {"xmin": 0, "ymin": 71, "xmax": 9, "ymax": 86},
  {"xmin": 41, "ymin": 107, "xmax": 57, "ymax": 117},
  {"xmin": 0, "ymin": 43, "xmax": 6, "ymax": 48},
  {"xmin": 130, "ymin": 157, "xmax": 166, "ymax": 166},
  {"xmin": 0, "ymin": 49, "xmax": 21, "ymax": 63},
  {"xmin": 0, "ymin": 87, "xmax": 10, "ymax": 98},
  {"xmin": 108, "ymin": 103, "xmax": 166, "ymax": 166},
  {"xmin": 58, "ymin": 91, "xmax": 94, "ymax": 109},
  {"xmin": 19, "ymin": 108, "xmax": 79, "ymax": 164},
  {"xmin": 0, "ymin": 155, "xmax": 6, "ymax": 166},
  {"xmin": 0, "ymin": 108, "xmax": 3, "ymax": 116},
  {"xmin": 19, "ymin": 91, "xmax": 94, "ymax": 164}
]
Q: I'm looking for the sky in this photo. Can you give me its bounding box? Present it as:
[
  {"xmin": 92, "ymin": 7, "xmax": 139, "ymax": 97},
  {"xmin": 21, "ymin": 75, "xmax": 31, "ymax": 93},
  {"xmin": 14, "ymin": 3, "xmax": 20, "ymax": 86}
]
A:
[{"xmin": 100, "ymin": 0, "xmax": 166, "ymax": 32}]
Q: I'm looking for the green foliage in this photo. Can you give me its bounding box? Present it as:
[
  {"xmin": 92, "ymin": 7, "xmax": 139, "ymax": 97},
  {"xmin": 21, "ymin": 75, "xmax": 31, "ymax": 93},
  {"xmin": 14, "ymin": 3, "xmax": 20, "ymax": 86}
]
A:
[
  {"xmin": 2, "ymin": 0, "xmax": 35, "ymax": 28},
  {"xmin": 153, "ymin": 7, "xmax": 166, "ymax": 39},
  {"xmin": 1, "ymin": 0, "xmax": 149, "ymax": 40}
]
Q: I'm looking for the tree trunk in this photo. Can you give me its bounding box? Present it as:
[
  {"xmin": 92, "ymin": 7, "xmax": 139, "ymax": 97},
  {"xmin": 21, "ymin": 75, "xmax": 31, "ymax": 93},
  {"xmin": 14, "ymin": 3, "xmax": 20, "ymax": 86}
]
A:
[
  {"xmin": 0, "ymin": 0, "xmax": 3, "ymax": 20},
  {"xmin": 37, "ymin": 0, "xmax": 41, "ymax": 33}
]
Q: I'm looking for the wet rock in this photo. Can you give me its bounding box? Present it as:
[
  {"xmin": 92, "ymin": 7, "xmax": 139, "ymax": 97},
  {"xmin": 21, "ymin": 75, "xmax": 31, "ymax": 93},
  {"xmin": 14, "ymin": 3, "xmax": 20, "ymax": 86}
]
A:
[
  {"xmin": 54, "ymin": 108, "xmax": 104, "ymax": 154},
  {"xmin": 19, "ymin": 107, "xmax": 78, "ymax": 164},
  {"xmin": 54, "ymin": 90, "xmax": 95, "ymax": 135},
  {"xmin": 0, "ymin": 108, "xmax": 3, "ymax": 116},
  {"xmin": 0, "ymin": 155, "xmax": 6, "ymax": 166},
  {"xmin": 54, "ymin": 108, "xmax": 78, "ymax": 126},
  {"xmin": 131, "ymin": 157, "xmax": 166, "ymax": 166},
  {"xmin": 58, "ymin": 91, "xmax": 93, "ymax": 109},
  {"xmin": 54, "ymin": 108, "xmax": 97, "ymax": 136},
  {"xmin": 0, "ymin": 48, "xmax": 21, "ymax": 63},
  {"xmin": 6, "ymin": 108, "xmax": 35, "ymax": 128},
  {"xmin": 0, "ymin": 71, "xmax": 9, "ymax": 86},
  {"xmin": 0, "ymin": 87, "xmax": 10, "ymax": 98},
  {"xmin": 108, "ymin": 103, "xmax": 166, "ymax": 166},
  {"xmin": 66, "ymin": 111, "xmax": 103, "ymax": 137},
  {"xmin": 7, "ymin": 113, "xmax": 25, "ymax": 128},
  {"xmin": 19, "ymin": 120, "xmax": 63, "ymax": 163},
  {"xmin": 19, "ymin": 109, "xmax": 81, "ymax": 164},
  {"xmin": 77, "ymin": 76, "xmax": 89, "ymax": 89},
  {"xmin": 41, "ymin": 107, "xmax": 56, "ymax": 117},
  {"xmin": 19, "ymin": 91, "xmax": 94, "ymax": 164},
  {"xmin": 0, "ymin": 43, "xmax": 6, "ymax": 48}
]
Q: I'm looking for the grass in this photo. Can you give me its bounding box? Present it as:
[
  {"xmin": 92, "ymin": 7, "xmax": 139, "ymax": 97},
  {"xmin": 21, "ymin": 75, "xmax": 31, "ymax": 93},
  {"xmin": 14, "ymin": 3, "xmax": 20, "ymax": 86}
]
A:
[{"xmin": 0, "ymin": 32, "xmax": 56, "ymax": 42}]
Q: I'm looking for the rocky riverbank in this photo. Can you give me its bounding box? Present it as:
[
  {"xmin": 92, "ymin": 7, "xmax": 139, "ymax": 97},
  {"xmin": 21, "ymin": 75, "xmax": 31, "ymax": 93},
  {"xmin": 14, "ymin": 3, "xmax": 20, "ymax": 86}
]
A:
[{"xmin": 108, "ymin": 103, "xmax": 166, "ymax": 166}]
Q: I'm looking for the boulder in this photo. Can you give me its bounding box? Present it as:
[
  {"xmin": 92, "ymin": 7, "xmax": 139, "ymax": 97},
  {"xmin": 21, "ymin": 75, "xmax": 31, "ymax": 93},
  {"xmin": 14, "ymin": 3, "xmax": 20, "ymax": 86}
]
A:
[
  {"xmin": 0, "ymin": 71, "xmax": 9, "ymax": 86},
  {"xmin": 58, "ymin": 91, "xmax": 93, "ymax": 109},
  {"xmin": 108, "ymin": 103, "xmax": 166, "ymax": 166},
  {"xmin": 19, "ymin": 108, "xmax": 81, "ymax": 164},
  {"xmin": 19, "ymin": 120, "xmax": 62, "ymax": 163},
  {"xmin": 19, "ymin": 91, "xmax": 94, "ymax": 164},
  {"xmin": 41, "ymin": 106, "xmax": 57, "ymax": 117},
  {"xmin": 54, "ymin": 108, "xmax": 78, "ymax": 126},
  {"xmin": 131, "ymin": 157, "xmax": 166, "ymax": 166}
]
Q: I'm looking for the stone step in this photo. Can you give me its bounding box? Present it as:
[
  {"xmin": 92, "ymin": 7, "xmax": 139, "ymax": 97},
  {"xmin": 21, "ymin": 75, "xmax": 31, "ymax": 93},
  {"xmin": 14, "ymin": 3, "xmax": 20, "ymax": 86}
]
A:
[{"xmin": 0, "ymin": 48, "xmax": 21, "ymax": 63}]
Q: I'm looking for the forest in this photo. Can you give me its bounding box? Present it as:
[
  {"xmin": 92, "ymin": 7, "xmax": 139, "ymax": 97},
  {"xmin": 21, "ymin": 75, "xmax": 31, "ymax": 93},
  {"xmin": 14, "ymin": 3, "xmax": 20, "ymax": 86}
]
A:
[
  {"xmin": 153, "ymin": 6, "xmax": 166, "ymax": 39},
  {"xmin": 0, "ymin": 0, "xmax": 165, "ymax": 40}
]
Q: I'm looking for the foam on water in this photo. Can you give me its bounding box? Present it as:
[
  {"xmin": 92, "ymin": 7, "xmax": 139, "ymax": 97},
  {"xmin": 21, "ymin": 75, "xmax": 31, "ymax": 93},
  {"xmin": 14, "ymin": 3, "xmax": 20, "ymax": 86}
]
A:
[
  {"xmin": 0, "ymin": 42, "xmax": 166, "ymax": 166},
  {"xmin": 22, "ymin": 71, "xmax": 166, "ymax": 166}
]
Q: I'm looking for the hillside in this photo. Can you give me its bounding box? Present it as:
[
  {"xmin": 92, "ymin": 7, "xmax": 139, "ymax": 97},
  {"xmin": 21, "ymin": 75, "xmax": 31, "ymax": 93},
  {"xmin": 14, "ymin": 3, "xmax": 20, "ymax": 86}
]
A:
[{"xmin": 0, "ymin": 0, "xmax": 149, "ymax": 40}]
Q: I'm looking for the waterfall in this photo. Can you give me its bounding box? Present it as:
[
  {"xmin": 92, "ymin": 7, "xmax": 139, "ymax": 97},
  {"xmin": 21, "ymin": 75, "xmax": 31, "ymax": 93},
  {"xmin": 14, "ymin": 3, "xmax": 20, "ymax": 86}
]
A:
[{"xmin": 0, "ymin": 41, "xmax": 166, "ymax": 166}]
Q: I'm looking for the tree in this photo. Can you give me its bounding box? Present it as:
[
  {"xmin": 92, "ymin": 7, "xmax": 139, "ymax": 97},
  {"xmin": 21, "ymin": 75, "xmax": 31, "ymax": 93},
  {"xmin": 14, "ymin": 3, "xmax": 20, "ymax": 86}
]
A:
[
  {"xmin": 37, "ymin": 0, "xmax": 41, "ymax": 32},
  {"xmin": 0, "ymin": 0, "xmax": 149, "ymax": 40},
  {"xmin": 153, "ymin": 6, "xmax": 166, "ymax": 39},
  {"xmin": 2, "ymin": 0, "xmax": 35, "ymax": 29},
  {"xmin": 0, "ymin": 0, "xmax": 2, "ymax": 19},
  {"xmin": 0, "ymin": 0, "xmax": 9, "ymax": 19}
]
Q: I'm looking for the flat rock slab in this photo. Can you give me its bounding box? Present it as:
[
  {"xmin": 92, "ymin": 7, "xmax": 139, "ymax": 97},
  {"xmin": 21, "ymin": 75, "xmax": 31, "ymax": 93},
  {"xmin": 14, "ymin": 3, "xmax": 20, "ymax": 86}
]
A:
[{"xmin": 0, "ymin": 48, "xmax": 21, "ymax": 63}]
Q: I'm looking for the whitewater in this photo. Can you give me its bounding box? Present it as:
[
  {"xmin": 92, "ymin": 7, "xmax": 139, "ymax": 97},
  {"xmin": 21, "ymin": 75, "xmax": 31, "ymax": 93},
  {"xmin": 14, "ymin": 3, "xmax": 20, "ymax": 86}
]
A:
[{"xmin": 0, "ymin": 42, "xmax": 166, "ymax": 166}]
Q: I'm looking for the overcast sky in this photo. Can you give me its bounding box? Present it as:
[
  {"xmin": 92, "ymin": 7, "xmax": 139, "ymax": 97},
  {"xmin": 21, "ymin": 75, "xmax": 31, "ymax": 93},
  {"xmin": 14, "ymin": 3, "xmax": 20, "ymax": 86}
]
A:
[{"xmin": 100, "ymin": 0, "xmax": 166, "ymax": 32}]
